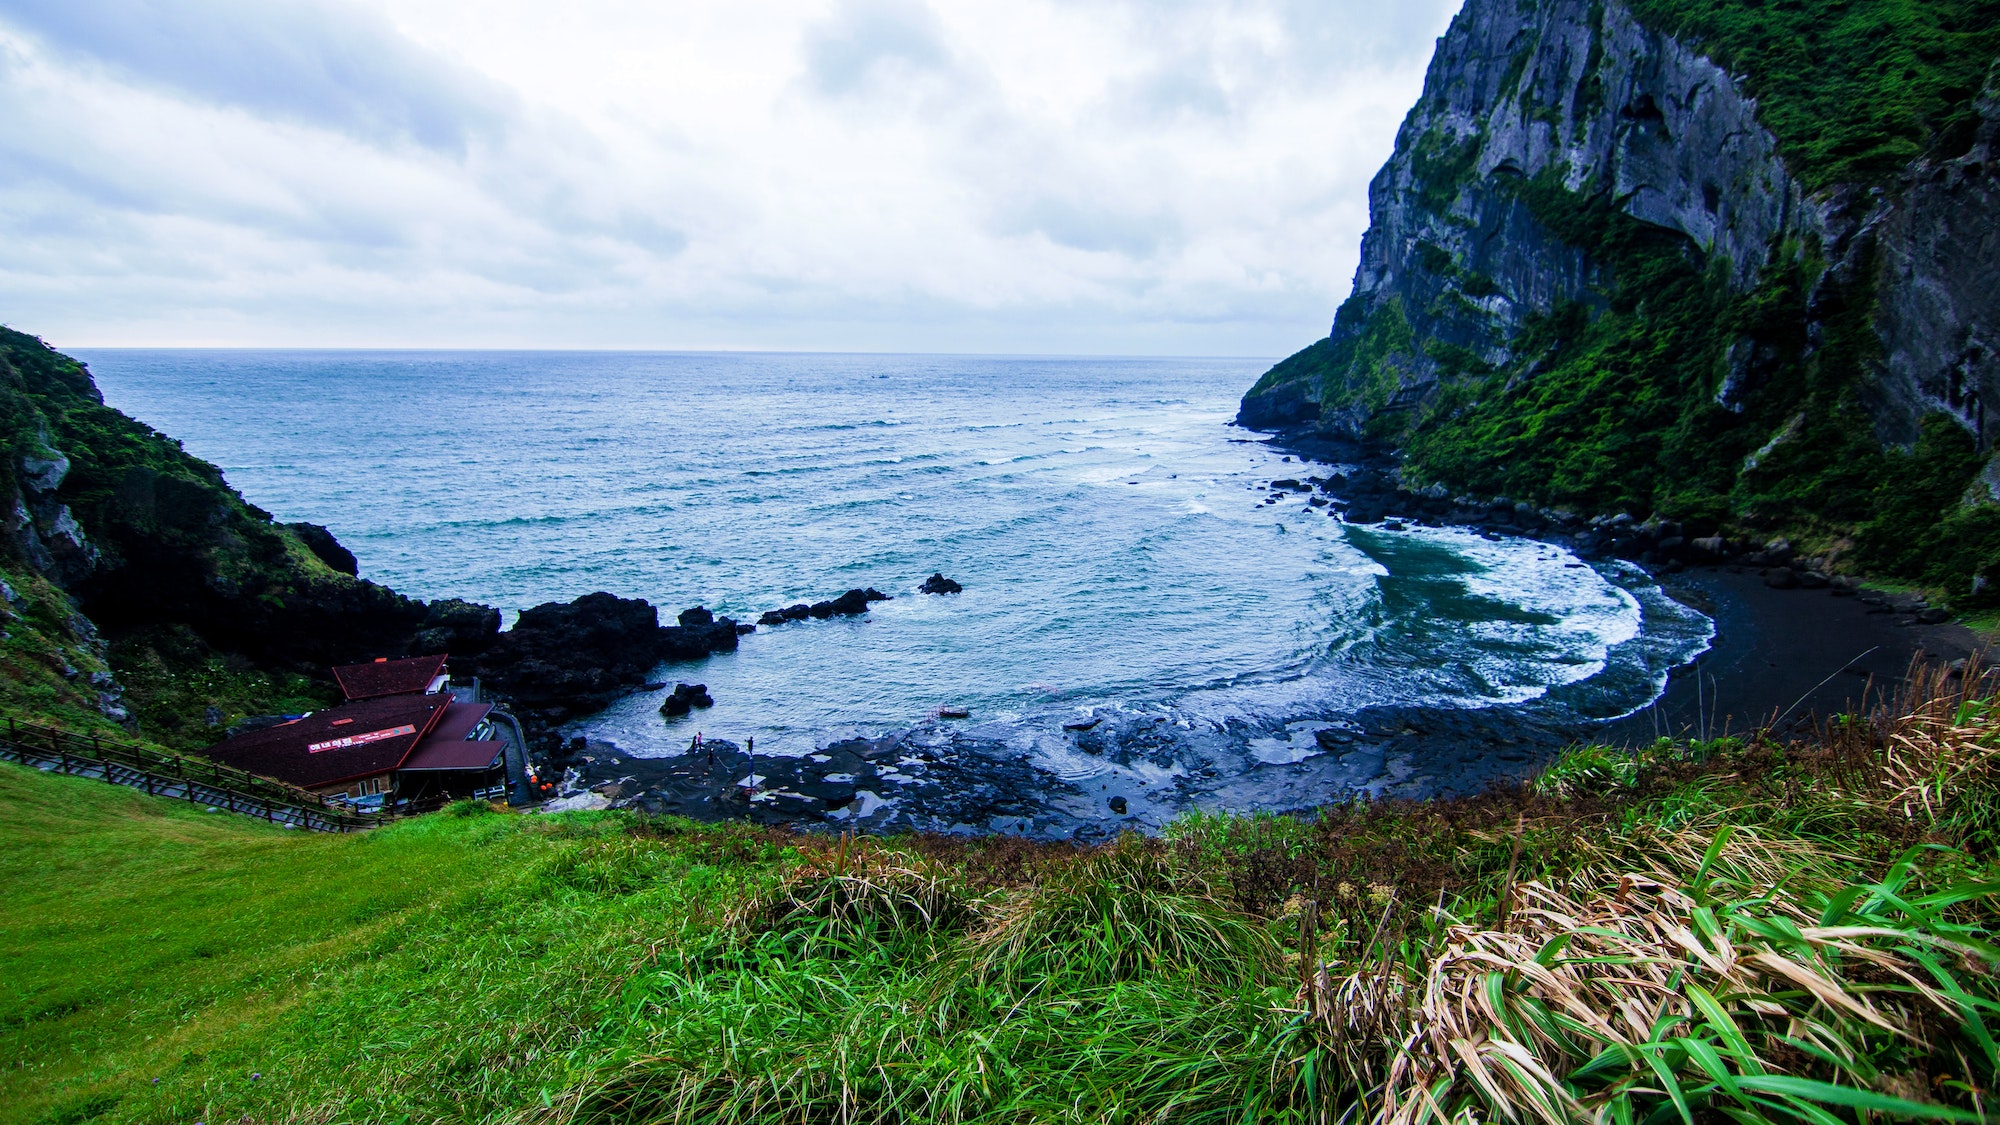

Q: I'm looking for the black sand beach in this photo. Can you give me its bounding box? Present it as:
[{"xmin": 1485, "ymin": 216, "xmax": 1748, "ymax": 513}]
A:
[{"xmin": 1606, "ymin": 568, "xmax": 1983, "ymax": 745}]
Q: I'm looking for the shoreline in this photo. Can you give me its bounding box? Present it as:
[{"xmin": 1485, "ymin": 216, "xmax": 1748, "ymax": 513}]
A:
[
  {"xmin": 1606, "ymin": 568, "xmax": 1982, "ymax": 745},
  {"xmin": 1255, "ymin": 428, "xmax": 1986, "ymax": 740},
  {"xmin": 554, "ymin": 430, "xmax": 1984, "ymax": 839}
]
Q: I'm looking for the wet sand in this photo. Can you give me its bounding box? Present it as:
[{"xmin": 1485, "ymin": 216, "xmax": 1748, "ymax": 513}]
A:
[{"xmin": 1603, "ymin": 568, "xmax": 1983, "ymax": 746}]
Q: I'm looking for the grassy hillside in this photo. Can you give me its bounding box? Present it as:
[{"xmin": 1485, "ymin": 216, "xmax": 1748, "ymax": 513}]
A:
[
  {"xmin": 0, "ymin": 764, "xmax": 773, "ymax": 1125},
  {"xmin": 8, "ymin": 664, "xmax": 2000, "ymax": 1124}
]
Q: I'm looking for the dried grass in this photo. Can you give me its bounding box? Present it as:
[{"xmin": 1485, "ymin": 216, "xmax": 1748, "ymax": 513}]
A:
[
  {"xmin": 1295, "ymin": 823, "xmax": 1999, "ymax": 1125},
  {"xmin": 1873, "ymin": 657, "xmax": 2000, "ymax": 844}
]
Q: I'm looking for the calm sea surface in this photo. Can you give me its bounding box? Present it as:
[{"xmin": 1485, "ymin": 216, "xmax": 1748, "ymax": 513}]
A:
[{"xmin": 77, "ymin": 350, "xmax": 1711, "ymax": 770}]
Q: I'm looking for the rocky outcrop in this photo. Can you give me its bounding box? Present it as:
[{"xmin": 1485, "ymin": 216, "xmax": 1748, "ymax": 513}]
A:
[
  {"xmin": 1242, "ymin": 0, "xmax": 1808, "ymax": 432},
  {"xmin": 755, "ymin": 587, "xmax": 889, "ymax": 626},
  {"xmin": 9, "ymin": 429, "xmax": 100, "ymax": 588},
  {"xmin": 473, "ymin": 592, "xmax": 742, "ymax": 724},
  {"xmin": 413, "ymin": 598, "xmax": 501, "ymax": 657},
  {"xmin": 918, "ymin": 573, "xmax": 962, "ymax": 595},
  {"xmin": 287, "ymin": 522, "xmax": 358, "ymax": 576}
]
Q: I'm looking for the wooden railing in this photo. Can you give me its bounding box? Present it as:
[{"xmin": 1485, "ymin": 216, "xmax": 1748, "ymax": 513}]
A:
[{"xmin": 0, "ymin": 716, "xmax": 404, "ymax": 832}]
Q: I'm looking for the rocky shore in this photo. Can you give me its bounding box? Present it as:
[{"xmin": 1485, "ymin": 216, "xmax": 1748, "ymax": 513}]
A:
[{"xmin": 1254, "ymin": 433, "xmax": 1965, "ymax": 620}]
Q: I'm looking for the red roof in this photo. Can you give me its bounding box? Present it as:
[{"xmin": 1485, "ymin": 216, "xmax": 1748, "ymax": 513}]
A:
[
  {"xmin": 332, "ymin": 654, "xmax": 448, "ymax": 701},
  {"xmin": 401, "ymin": 703, "xmax": 504, "ymax": 772},
  {"xmin": 205, "ymin": 695, "xmax": 449, "ymax": 789}
]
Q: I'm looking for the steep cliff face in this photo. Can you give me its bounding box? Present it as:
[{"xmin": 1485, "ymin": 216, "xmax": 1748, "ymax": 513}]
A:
[
  {"xmin": 1854, "ymin": 126, "xmax": 2000, "ymax": 452},
  {"xmin": 1243, "ymin": 0, "xmax": 2000, "ymax": 602}
]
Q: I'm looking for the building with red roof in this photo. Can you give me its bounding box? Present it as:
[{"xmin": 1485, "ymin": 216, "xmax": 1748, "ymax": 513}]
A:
[
  {"xmin": 333, "ymin": 654, "xmax": 450, "ymax": 701},
  {"xmin": 206, "ymin": 654, "xmax": 512, "ymax": 803}
]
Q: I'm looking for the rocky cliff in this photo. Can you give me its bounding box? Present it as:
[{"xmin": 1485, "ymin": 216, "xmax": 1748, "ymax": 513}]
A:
[
  {"xmin": 1242, "ymin": 0, "xmax": 2000, "ymax": 603},
  {"xmin": 0, "ymin": 327, "xmax": 492, "ymax": 745}
]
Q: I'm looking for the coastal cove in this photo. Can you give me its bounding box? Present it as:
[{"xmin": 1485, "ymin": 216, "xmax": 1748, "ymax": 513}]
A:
[
  {"xmin": 13, "ymin": 0, "xmax": 2000, "ymax": 1119},
  {"xmin": 79, "ymin": 349, "xmax": 1722, "ymax": 835}
]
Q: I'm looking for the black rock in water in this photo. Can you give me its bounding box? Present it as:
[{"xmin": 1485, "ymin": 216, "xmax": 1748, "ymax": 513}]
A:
[
  {"xmin": 661, "ymin": 604, "xmax": 742, "ymax": 659},
  {"xmin": 659, "ymin": 681, "xmax": 714, "ymax": 716},
  {"xmin": 473, "ymin": 592, "xmax": 739, "ymax": 724},
  {"xmin": 759, "ymin": 603, "xmax": 813, "ymax": 626},
  {"xmin": 762, "ymin": 588, "xmax": 882, "ymax": 624},
  {"xmin": 920, "ymin": 573, "xmax": 963, "ymax": 595}
]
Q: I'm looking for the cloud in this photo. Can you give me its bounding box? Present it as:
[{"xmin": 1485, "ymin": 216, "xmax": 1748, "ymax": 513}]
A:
[
  {"xmin": 0, "ymin": 0, "xmax": 1461, "ymax": 353},
  {"xmin": 0, "ymin": 0, "xmax": 513, "ymax": 152},
  {"xmin": 997, "ymin": 196, "xmax": 1182, "ymax": 258},
  {"xmin": 803, "ymin": 0, "xmax": 951, "ymax": 97}
]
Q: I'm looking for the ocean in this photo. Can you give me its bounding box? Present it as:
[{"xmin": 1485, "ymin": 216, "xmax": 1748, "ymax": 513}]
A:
[{"xmin": 78, "ymin": 349, "xmax": 1711, "ymax": 813}]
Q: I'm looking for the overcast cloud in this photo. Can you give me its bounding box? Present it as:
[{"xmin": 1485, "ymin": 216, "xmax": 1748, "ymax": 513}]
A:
[{"xmin": 0, "ymin": 0, "xmax": 1456, "ymax": 353}]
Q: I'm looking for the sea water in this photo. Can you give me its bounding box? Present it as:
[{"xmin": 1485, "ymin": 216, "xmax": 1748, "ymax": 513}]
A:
[{"xmin": 80, "ymin": 350, "xmax": 1711, "ymax": 786}]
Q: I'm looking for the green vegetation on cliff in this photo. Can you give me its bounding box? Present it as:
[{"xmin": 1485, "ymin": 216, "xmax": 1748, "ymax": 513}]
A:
[
  {"xmin": 1393, "ymin": 164, "xmax": 2000, "ymax": 601},
  {"xmin": 0, "ymin": 567, "xmax": 131, "ymax": 737},
  {"xmin": 1628, "ymin": 0, "xmax": 2000, "ymax": 190},
  {"xmin": 1399, "ymin": 171, "xmax": 1842, "ymax": 514},
  {"xmin": 9, "ymin": 666, "xmax": 2000, "ymax": 1125}
]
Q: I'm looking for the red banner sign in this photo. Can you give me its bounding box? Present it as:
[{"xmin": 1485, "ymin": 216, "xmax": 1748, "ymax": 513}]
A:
[{"xmin": 308, "ymin": 724, "xmax": 416, "ymax": 753}]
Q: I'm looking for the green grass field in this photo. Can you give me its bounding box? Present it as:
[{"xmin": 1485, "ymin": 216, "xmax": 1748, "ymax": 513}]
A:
[
  {"xmin": 0, "ymin": 765, "xmax": 795, "ymax": 1125},
  {"xmin": 7, "ymin": 665, "xmax": 2000, "ymax": 1125}
]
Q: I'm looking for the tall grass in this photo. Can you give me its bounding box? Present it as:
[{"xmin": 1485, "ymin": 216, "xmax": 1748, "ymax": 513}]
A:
[{"xmin": 533, "ymin": 661, "xmax": 2000, "ymax": 1125}]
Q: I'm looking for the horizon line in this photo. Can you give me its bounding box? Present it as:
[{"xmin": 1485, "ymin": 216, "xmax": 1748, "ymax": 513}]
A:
[{"xmin": 58, "ymin": 343, "xmax": 1289, "ymax": 362}]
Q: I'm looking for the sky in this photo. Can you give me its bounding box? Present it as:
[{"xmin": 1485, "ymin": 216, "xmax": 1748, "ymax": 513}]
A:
[{"xmin": 0, "ymin": 0, "xmax": 1458, "ymax": 354}]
